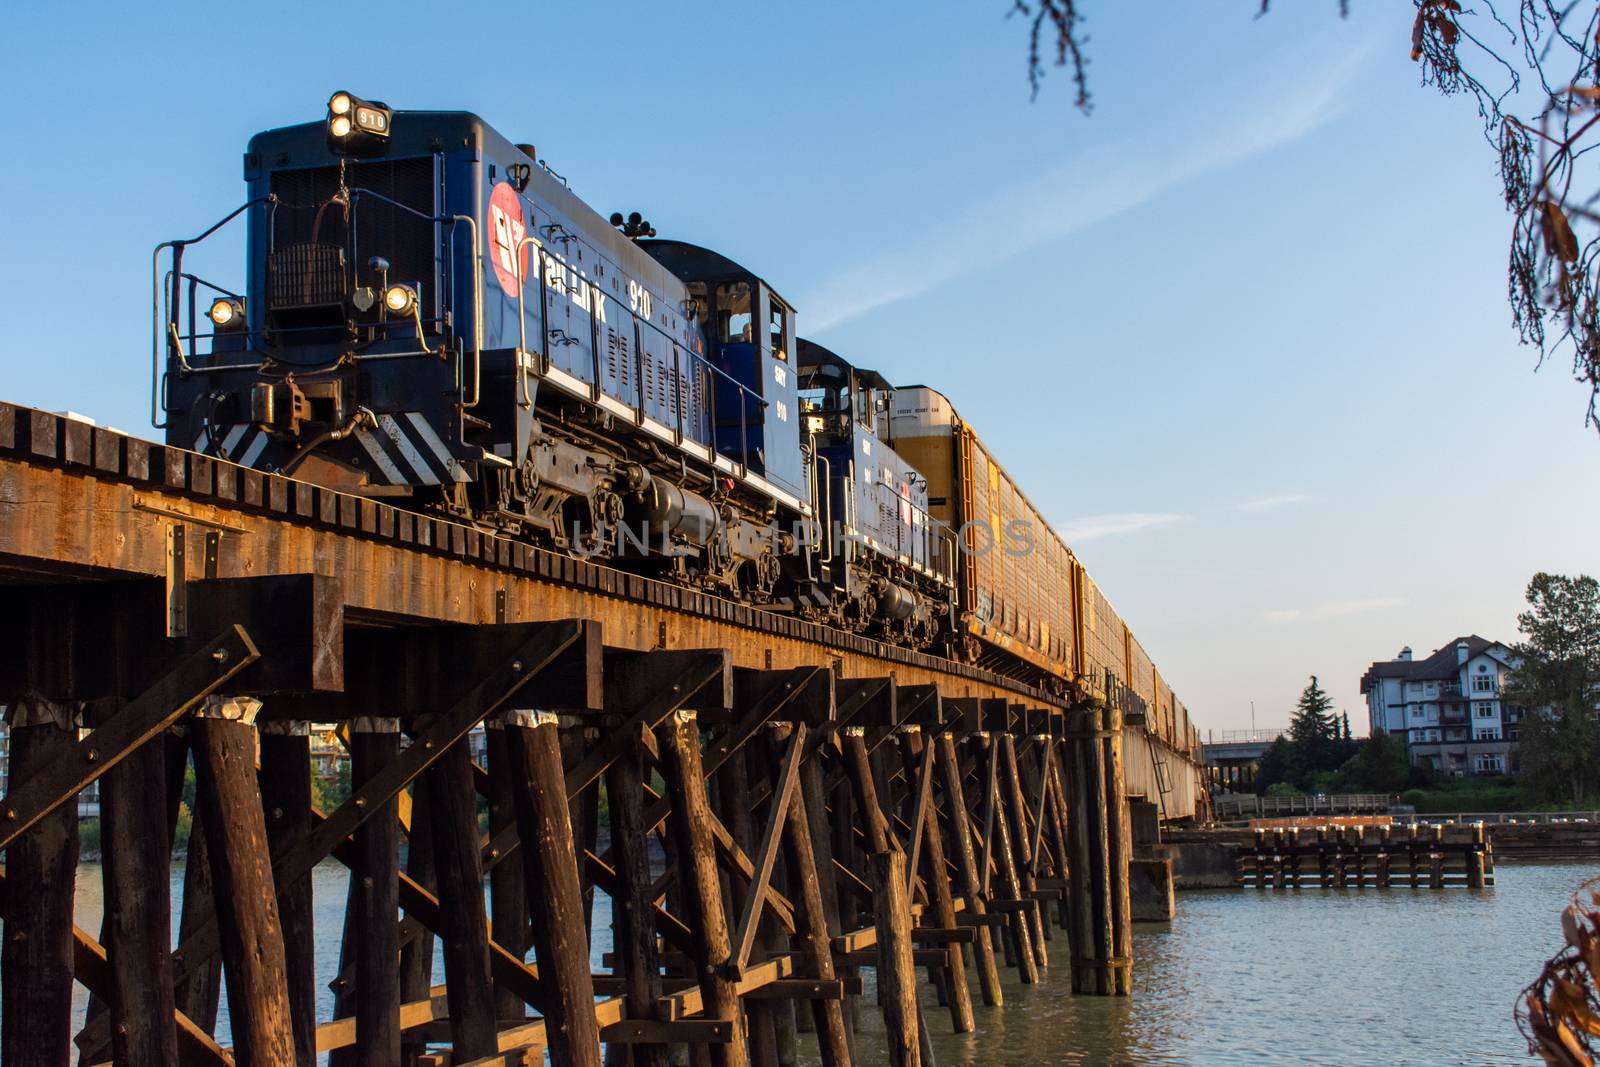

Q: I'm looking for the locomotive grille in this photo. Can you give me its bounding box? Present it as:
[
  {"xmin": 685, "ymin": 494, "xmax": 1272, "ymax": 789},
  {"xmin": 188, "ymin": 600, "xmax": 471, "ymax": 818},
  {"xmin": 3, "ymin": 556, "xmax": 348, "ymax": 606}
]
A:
[
  {"xmin": 268, "ymin": 157, "xmax": 438, "ymax": 309},
  {"xmin": 268, "ymin": 242, "xmax": 346, "ymax": 310}
]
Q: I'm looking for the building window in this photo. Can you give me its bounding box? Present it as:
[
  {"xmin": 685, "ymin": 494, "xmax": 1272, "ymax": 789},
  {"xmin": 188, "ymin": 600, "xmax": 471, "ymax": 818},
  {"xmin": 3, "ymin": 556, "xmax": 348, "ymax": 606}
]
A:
[
  {"xmin": 1472, "ymin": 675, "xmax": 1494, "ymax": 693},
  {"xmin": 1474, "ymin": 727, "xmax": 1501, "ymax": 741},
  {"xmin": 1475, "ymin": 754, "xmax": 1505, "ymax": 773},
  {"xmin": 1427, "ymin": 707, "xmax": 1439, "ymax": 723},
  {"xmin": 1475, "ymin": 703, "xmax": 1495, "ymax": 718}
]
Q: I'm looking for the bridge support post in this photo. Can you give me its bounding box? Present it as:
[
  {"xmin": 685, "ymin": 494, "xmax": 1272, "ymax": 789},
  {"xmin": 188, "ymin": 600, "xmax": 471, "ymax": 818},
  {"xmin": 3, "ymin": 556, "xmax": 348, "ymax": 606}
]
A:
[
  {"xmin": 191, "ymin": 699, "xmax": 297, "ymax": 1067},
  {"xmin": 259, "ymin": 721, "xmax": 317, "ymax": 1066},
  {"xmin": 1065, "ymin": 704, "xmax": 1114, "ymax": 995},
  {"xmin": 900, "ymin": 727, "xmax": 975, "ymax": 1034},
  {"xmin": 1, "ymin": 703, "xmax": 80, "ymax": 1067},
  {"xmin": 101, "ymin": 702, "xmax": 180, "ymax": 1067},
  {"xmin": 660, "ymin": 708, "xmax": 748, "ymax": 1067},
  {"xmin": 349, "ymin": 716, "xmax": 402, "ymax": 1067},
  {"xmin": 507, "ymin": 709, "xmax": 605, "ymax": 1067},
  {"xmin": 1101, "ymin": 706, "xmax": 1133, "ymax": 996},
  {"xmin": 937, "ymin": 730, "xmax": 1003, "ymax": 1008}
]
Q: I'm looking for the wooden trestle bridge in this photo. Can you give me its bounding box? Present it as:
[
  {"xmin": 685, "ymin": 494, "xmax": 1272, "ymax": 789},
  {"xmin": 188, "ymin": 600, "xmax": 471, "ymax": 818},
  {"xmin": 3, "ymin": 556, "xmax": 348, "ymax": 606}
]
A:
[{"xmin": 0, "ymin": 403, "xmax": 1202, "ymax": 1066}]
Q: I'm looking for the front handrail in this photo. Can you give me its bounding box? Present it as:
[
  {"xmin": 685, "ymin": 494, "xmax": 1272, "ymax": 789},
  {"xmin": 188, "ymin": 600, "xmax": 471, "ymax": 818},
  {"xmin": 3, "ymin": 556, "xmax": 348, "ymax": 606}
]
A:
[{"xmin": 151, "ymin": 196, "xmax": 273, "ymax": 429}]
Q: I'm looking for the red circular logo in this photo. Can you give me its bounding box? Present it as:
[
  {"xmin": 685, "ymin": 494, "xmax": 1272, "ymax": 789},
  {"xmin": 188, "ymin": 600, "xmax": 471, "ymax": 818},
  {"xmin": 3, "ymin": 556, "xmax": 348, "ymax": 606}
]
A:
[{"xmin": 487, "ymin": 182, "xmax": 530, "ymax": 297}]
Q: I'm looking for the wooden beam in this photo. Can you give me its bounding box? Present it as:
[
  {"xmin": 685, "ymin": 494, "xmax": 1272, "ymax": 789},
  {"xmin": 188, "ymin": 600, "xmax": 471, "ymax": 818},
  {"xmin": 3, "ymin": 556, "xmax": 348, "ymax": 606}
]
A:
[
  {"xmin": 730, "ymin": 724, "xmax": 806, "ymax": 975},
  {"xmin": 0, "ymin": 626, "xmax": 259, "ymax": 852}
]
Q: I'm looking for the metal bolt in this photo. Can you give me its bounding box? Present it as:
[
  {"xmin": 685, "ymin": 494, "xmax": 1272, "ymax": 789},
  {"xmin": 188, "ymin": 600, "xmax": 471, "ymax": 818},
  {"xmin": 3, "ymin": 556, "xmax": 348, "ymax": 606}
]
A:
[
  {"xmin": 355, "ymin": 797, "xmax": 367, "ymax": 809},
  {"xmin": 3, "ymin": 809, "xmax": 14, "ymax": 821},
  {"xmin": 212, "ymin": 649, "xmax": 230, "ymax": 664},
  {"xmin": 511, "ymin": 660, "xmax": 524, "ymax": 673},
  {"xmin": 83, "ymin": 749, "xmax": 98, "ymax": 763}
]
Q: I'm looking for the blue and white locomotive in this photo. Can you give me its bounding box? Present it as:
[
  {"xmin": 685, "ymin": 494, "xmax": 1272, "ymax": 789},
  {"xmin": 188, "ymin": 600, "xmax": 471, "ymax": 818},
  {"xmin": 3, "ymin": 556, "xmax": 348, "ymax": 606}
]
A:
[{"xmin": 158, "ymin": 92, "xmax": 952, "ymax": 649}]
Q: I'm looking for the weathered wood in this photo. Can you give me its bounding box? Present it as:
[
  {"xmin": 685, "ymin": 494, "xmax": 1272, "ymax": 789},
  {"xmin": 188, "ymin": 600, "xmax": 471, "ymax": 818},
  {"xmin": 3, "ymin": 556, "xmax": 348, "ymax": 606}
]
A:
[
  {"xmin": 259, "ymin": 726, "xmax": 317, "ymax": 1065},
  {"xmin": 175, "ymin": 802, "xmax": 224, "ymax": 1035},
  {"xmin": 191, "ymin": 710, "xmax": 296, "ymax": 1067},
  {"xmin": 0, "ymin": 626, "xmax": 259, "ymax": 853},
  {"xmin": 399, "ymin": 775, "xmax": 439, "ymax": 1065},
  {"xmin": 1101, "ymin": 708, "xmax": 1133, "ymax": 996},
  {"xmin": 427, "ymin": 735, "xmax": 499, "ymax": 1060},
  {"xmin": 978, "ymin": 735, "xmax": 1037, "ymax": 984},
  {"xmin": 485, "ymin": 725, "xmax": 530, "ymax": 1024},
  {"xmin": 935, "ymin": 732, "xmax": 1002, "ymax": 1007},
  {"xmin": 771, "ymin": 730, "xmax": 852, "ymax": 1067},
  {"xmin": 102, "ymin": 724, "xmax": 180, "ymax": 1065},
  {"xmin": 1, "ymin": 715, "xmax": 80, "ymax": 1067},
  {"xmin": 718, "ymin": 748, "xmax": 780, "ymax": 1067},
  {"xmin": 1065, "ymin": 706, "xmax": 1114, "ymax": 996},
  {"xmin": 605, "ymin": 742, "xmax": 671, "ymax": 1067},
  {"xmin": 900, "ymin": 730, "xmax": 974, "ymax": 1034},
  {"xmin": 349, "ymin": 721, "xmax": 402, "ymax": 1067},
  {"xmin": 506, "ymin": 711, "xmax": 603, "ymax": 1067},
  {"xmin": 871, "ymin": 849, "xmax": 921, "ymax": 1067},
  {"xmin": 1000, "ymin": 735, "xmax": 1049, "ymax": 963},
  {"xmin": 659, "ymin": 709, "xmax": 749, "ymax": 1067}
]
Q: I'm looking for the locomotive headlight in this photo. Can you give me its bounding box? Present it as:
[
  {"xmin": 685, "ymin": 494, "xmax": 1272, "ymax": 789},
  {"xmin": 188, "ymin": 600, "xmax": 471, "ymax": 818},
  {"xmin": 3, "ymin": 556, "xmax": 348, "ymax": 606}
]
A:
[
  {"xmin": 383, "ymin": 284, "xmax": 417, "ymax": 315},
  {"xmin": 208, "ymin": 297, "xmax": 245, "ymax": 329},
  {"xmin": 325, "ymin": 90, "xmax": 391, "ymax": 154}
]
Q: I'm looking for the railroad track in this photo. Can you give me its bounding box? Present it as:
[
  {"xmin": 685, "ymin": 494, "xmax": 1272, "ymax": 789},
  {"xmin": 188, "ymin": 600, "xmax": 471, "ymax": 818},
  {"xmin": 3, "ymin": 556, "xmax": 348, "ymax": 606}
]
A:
[{"xmin": 0, "ymin": 399, "xmax": 1195, "ymax": 1066}]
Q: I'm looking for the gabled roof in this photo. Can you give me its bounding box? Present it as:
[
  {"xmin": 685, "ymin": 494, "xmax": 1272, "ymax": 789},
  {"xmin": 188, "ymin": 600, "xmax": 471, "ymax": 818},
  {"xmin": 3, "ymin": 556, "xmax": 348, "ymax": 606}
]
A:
[{"xmin": 1359, "ymin": 635, "xmax": 1502, "ymax": 692}]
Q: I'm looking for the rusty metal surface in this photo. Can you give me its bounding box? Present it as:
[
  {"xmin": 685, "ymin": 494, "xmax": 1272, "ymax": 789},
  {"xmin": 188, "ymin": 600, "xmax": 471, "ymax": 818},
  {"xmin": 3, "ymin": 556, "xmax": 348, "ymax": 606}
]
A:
[{"xmin": 0, "ymin": 402, "xmax": 1203, "ymax": 780}]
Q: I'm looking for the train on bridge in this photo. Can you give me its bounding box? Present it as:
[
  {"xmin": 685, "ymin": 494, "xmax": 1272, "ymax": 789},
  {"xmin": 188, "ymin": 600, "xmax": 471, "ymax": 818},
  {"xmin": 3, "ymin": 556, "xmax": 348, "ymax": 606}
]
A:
[{"xmin": 155, "ymin": 90, "xmax": 1197, "ymax": 756}]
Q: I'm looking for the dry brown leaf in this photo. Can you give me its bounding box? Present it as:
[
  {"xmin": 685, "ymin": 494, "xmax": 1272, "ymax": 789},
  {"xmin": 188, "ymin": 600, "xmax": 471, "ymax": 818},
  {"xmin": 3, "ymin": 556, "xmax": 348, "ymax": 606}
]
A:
[{"xmin": 1541, "ymin": 201, "xmax": 1581, "ymax": 263}]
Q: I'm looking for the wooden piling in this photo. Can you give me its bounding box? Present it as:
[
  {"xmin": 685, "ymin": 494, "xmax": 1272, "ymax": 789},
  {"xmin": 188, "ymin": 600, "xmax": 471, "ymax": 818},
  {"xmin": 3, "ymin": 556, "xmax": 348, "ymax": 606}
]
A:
[
  {"xmin": 936, "ymin": 732, "xmax": 1003, "ymax": 1008},
  {"xmin": 427, "ymin": 735, "xmax": 499, "ymax": 1060},
  {"xmin": 1064, "ymin": 705, "xmax": 1114, "ymax": 996},
  {"xmin": 1, "ymin": 709, "xmax": 80, "ymax": 1067},
  {"xmin": 1100, "ymin": 707, "xmax": 1133, "ymax": 996},
  {"xmin": 486, "ymin": 723, "xmax": 531, "ymax": 1025},
  {"xmin": 101, "ymin": 713, "xmax": 180, "ymax": 1066},
  {"xmin": 900, "ymin": 729, "xmax": 974, "ymax": 1034},
  {"xmin": 605, "ymin": 743, "xmax": 671, "ymax": 1067},
  {"xmin": 507, "ymin": 710, "xmax": 605, "ymax": 1067},
  {"xmin": 192, "ymin": 702, "xmax": 297, "ymax": 1067},
  {"xmin": 872, "ymin": 848, "xmax": 922, "ymax": 1067},
  {"xmin": 259, "ymin": 723, "xmax": 317, "ymax": 1066},
  {"xmin": 660, "ymin": 708, "xmax": 748, "ymax": 1067},
  {"xmin": 772, "ymin": 723, "xmax": 853, "ymax": 1067},
  {"xmin": 1000, "ymin": 734, "xmax": 1049, "ymax": 966},
  {"xmin": 348, "ymin": 717, "xmax": 403, "ymax": 1067}
]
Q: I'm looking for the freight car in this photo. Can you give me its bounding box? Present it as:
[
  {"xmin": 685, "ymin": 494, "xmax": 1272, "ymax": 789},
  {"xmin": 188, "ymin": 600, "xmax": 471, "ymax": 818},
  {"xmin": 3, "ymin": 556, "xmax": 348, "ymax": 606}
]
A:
[{"xmin": 150, "ymin": 90, "xmax": 1192, "ymax": 749}]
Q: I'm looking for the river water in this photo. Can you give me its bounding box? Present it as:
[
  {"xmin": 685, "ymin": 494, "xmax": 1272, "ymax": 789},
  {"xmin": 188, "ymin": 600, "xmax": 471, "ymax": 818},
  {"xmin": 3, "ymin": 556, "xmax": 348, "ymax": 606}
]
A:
[{"xmin": 54, "ymin": 858, "xmax": 1596, "ymax": 1065}]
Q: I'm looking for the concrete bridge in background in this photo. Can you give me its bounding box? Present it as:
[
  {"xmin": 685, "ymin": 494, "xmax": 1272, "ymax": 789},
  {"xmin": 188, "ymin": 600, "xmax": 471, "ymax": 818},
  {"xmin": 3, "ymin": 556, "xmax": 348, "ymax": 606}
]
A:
[{"xmin": 1202, "ymin": 728, "xmax": 1285, "ymax": 792}]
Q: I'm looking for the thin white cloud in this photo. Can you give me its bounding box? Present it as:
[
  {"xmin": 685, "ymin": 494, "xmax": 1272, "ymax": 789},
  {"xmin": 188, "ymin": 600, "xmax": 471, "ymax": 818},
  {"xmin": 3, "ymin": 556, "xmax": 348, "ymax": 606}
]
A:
[
  {"xmin": 1262, "ymin": 596, "xmax": 1407, "ymax": 624},
  {"xmin": 1235, "ymin": 492, "xmax": 1311, "ymax": 513},
  {"xmin": 799, "ymin": 44, "xmax": 1371, "ymax": 331},
  {"xmin": 1061, "ymin": 512, "xmax": 1187, "ymax": 544}
]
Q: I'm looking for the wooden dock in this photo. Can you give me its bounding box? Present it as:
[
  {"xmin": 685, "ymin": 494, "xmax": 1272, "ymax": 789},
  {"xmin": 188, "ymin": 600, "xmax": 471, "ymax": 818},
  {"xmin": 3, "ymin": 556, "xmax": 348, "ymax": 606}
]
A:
[
  {"xmin": 1235, "ymin": 824, "xmax": 1494, "ymax": 890},
  {"xmin": 0, "ymin": 403, "xmax": 1205, "ymax": 1066}
]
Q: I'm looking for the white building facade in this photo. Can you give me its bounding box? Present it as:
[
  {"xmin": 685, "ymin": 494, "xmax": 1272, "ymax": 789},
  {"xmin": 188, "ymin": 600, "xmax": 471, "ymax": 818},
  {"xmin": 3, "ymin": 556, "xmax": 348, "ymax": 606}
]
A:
[{"xmin": 1359, "ymin": 637, "xmax": 1525, "ymax": 776}]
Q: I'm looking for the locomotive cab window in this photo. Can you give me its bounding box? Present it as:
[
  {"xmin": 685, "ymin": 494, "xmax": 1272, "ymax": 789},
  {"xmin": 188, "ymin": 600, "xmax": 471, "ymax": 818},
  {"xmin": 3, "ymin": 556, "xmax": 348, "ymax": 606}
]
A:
[
  {"xmin": 769, "ymin": 301, "xmax": 788, "ymax": 362},
  {"xmin": 716, "ymin": 281, "xmax": 753, "ymax": 343}
]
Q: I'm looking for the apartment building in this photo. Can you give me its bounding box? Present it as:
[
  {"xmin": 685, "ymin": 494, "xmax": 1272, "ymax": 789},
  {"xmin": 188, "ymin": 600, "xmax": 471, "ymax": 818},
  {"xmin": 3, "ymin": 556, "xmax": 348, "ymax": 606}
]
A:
[{"xmin": 1359, "ymin": 636, "xmax": 1525, "ymax": 776}]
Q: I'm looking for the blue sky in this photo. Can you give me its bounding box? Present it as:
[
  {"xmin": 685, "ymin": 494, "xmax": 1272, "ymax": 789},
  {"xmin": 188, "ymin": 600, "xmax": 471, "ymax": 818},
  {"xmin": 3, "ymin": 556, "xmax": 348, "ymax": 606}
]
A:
[{"xmin": 2, "ymin": 2, "xmax": 1594, "ymax": 733}]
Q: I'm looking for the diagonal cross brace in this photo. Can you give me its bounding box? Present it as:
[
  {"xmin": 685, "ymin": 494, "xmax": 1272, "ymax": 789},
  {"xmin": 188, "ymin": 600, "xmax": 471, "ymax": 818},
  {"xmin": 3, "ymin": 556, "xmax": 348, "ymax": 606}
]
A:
[
  {"xmin": 729, "ymin": 723, "xmax": 808, "ymax": 975},
  {"xmin": 0, "ymin": 625, "xmax": 259, "ymax": 854}
]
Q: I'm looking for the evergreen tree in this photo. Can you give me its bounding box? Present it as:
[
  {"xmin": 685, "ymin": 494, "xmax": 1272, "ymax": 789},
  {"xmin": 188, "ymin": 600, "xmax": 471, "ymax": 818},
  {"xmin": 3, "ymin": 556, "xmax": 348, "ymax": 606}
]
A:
[
  {"xmin": 1340, "ymin": 711, "xmax": 1352, "ymax": 741},
  {"xmin": 1289, "ymin": 676, "xmax": 1337, "ymax": 745}
]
